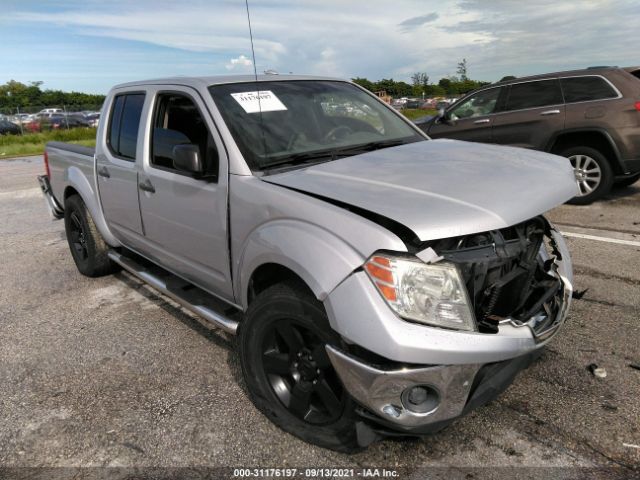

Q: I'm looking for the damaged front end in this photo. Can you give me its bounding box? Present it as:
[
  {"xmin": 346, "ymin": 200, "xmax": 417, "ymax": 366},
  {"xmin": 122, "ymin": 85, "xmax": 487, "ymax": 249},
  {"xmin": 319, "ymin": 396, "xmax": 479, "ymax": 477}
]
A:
[
  {"xmin": 429, "ymin": 216, "xmax": 572, "ymax": 341},
  {"xmin": 322, "ymin": 215, "xmax": 573, "ymax": 441}
]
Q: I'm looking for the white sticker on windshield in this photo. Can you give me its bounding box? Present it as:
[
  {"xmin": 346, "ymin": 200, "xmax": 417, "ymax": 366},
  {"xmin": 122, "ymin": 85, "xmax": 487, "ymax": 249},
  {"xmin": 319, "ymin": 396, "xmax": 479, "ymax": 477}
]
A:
[{"xmin": 231, "ymin": 90, "xmax": 287, "ymax": 114}]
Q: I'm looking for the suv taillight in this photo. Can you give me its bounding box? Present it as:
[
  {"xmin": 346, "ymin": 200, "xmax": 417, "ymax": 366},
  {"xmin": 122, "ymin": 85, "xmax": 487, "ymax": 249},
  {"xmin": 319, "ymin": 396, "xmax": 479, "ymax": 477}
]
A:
[
  {"xmin": 44, "ymin": 150, "xmax": 51, "ymax": 178},
  {"xmin": 635, "ymin": 101, "xmax": 640, "ymax": 111}
]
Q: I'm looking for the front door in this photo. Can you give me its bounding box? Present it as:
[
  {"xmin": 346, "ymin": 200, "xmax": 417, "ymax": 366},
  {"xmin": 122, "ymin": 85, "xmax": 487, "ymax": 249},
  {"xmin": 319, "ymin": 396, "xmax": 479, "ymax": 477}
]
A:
[
  {"xmin": 428, "ymin": 86, "xmax": 502, "ymax": 143},
  {"xmin": 96, "ymin": 92, "xmax": 146, "ymax": 244},
  {"xmin": 136, "ymin": 87, "xmax": 233, "ymax": 301}
]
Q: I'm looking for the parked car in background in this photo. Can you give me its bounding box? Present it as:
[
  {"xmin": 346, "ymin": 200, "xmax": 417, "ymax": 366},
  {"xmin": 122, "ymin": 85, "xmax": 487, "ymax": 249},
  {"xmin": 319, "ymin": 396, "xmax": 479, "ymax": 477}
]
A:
[
  {"xmin": 41, "ymin": 113, "xmax": 90, "ymax": 130},
  {"xmin": 38, "ymin": 108, "xmax": 63, "ymax": 115},
  {"xmin": 0, "ymin": 119, "xmax": 21, "ymax": 135},
  {"xmin": 417, "ymin": 66, "xmax": 640, "ymax": 204},
  {"xmin": 85, "ymin": 113, "xmax": 100, "ymax": 127}
]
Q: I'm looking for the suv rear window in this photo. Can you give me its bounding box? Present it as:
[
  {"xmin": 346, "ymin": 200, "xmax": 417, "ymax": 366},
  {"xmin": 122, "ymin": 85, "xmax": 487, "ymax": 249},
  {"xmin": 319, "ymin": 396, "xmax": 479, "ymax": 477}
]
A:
[
  {"xmin": 561, "ymin": 76, "xmax": 618, "ymax": 103},
  {"xmin": 107, "ymin": 93, "xmax": 145, "ymax": 160},
  {"xmin": 505, "ymin": 80, "xmax": 563, "ymax": 111}
]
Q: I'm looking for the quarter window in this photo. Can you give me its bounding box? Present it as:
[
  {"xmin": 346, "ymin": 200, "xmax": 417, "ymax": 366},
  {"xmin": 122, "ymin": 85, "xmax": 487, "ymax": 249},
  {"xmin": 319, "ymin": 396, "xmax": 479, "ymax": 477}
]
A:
[
  {"xmin": 107, "ymin": 93, "xmax": 145, "ymax": 160},
  {"xmin": 561, "ymin": 76, "xmax": 618, "ymax": 103},
  {"xmin": 505, "ymin": 80, "xmax": 563, "ymax": 111}
]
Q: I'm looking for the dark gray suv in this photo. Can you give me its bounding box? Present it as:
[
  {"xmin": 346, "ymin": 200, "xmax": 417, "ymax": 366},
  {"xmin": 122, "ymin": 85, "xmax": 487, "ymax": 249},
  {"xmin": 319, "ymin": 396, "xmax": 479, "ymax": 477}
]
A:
[{"xmin": 418, "ymin": 66, "xmax": 640, "ymax": 204}]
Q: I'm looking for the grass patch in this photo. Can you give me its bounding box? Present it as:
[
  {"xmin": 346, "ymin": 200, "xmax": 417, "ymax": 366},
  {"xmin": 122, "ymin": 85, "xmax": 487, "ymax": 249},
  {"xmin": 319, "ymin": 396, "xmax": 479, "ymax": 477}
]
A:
[
  {"xmin": 401, "ymin": 108, "xmax": 437, "ymax": 120},
  {"xmin": 0, "ymin": 128, "xmax": 97, "ymax": 158}
]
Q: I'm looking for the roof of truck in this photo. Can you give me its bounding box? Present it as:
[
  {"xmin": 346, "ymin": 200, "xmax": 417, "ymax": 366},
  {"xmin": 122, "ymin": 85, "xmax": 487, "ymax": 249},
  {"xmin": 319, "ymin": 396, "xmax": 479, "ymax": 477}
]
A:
[{"xmin": 112, "ymin": 74, "xmax": 347, "ymax": 90}]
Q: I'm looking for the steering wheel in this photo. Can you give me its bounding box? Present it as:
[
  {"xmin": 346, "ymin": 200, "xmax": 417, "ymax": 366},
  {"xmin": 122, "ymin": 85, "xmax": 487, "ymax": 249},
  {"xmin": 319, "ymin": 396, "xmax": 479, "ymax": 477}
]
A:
[{"xmin": 323, "ymin": 125, "xmax": 354, "ymax": 143}]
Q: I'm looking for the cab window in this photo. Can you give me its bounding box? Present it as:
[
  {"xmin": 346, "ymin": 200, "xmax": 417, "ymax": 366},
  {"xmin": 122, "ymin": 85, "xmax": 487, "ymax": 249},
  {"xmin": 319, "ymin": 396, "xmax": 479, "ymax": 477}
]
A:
[
  {"xmin": 150, "ymin": 93, "xmax": 218, "ymax": 180},
  {"xmin": 107, "ymin": 93, "xmax": 145, "ymax": 160}
]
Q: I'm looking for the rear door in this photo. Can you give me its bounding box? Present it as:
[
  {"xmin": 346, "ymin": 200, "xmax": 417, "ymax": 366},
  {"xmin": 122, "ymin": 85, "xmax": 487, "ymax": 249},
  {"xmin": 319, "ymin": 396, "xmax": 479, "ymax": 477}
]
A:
[
  {"xmin": 427, "ymin": 86, "xmax": 503, "ymax": 143},
  {"xmin": 96, "ymin": 91, "xmax": 146, "ymax": 244},
  {"xmin": 136, "ymin": 86, "xmax": 233, "ymax": 301},
  {"xmin": 491, "ymin": 79, "xmax": 565, "ymax": 149}
]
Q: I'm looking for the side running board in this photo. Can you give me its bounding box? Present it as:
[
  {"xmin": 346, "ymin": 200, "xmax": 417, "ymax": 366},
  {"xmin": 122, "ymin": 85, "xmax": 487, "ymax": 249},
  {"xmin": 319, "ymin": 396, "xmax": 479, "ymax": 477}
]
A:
[{"xmin": 107, "ymin": 250, "xmax": 240, "ymax": 335}]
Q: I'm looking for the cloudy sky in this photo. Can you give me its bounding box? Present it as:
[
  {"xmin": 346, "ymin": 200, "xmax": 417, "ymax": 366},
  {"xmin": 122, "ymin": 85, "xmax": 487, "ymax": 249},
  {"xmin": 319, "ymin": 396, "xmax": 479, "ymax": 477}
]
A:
[{"xmin": 1, "ymin": 0, "xmax": 638, "ymax": 93}]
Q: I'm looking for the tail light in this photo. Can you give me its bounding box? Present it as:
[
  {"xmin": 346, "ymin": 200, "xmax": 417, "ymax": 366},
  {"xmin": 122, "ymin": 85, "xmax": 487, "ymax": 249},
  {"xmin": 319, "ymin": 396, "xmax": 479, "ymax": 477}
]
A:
[
  {"xmin": 44, "ymin": 150, "xmax": 51, "ymax": 178},
  {"xmin": 635, "ymin": 101, "xmax": 640, "ymax": 111}
]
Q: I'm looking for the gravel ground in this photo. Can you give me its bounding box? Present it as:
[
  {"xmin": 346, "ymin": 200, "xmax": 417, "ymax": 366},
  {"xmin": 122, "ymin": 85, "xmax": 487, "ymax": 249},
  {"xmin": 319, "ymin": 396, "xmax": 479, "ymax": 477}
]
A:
[{"xmin": 0, "ymin": 156, "xmax": 638, "ymax": 479}]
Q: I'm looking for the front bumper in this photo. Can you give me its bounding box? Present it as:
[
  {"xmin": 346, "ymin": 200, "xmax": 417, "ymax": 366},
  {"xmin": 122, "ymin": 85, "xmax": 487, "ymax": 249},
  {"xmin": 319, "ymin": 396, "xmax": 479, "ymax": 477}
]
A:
[
  {"xmin": 326, "ymin": 345, "xmax": 481, "ymax": 428},
  {"xmin": 323, "ymin": 227, "xmax": 572, "ymax": 431},
  {"xmin": 37, "ymin": 175, "xmax": 64, "ymax": 219},
  {"xmin": 326, "ymin": 345, "xmax": 542, "ymax": 434}
]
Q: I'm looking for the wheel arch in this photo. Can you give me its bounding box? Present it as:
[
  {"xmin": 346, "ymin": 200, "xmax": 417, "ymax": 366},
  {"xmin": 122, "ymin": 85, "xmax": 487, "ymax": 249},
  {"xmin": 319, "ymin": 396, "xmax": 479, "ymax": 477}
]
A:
[
  {"xmin": 547, "ymin": 128, "xmax": 625, "ymax": 175},
  {"xmin": 63, "ymin": 166, "xmax": 121, "ymax": 247},
  {"xmin": 236, "ymin": 220, "xmax": 365, "ymax": 310}
]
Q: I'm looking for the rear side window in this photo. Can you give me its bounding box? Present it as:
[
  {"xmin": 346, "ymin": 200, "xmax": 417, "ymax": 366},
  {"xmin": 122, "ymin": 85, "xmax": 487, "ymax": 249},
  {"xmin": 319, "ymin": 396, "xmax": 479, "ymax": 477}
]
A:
[
  {"xmin": 561, "ymin": 76, "xmax": 618, "ymax": 103},
  {"xmin": 505, "ymin": 80, "xmax": 563, "ymax": 111},
  {"xmin": 107, "ymin": 93, "xmax": 145, "ymax": 160}
]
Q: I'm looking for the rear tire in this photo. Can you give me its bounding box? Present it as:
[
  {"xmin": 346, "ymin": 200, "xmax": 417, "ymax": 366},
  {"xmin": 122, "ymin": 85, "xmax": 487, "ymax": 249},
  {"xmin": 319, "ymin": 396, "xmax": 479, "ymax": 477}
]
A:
[
  {"xmin": 64, "ymin": 194, "xmax": 119, "ymax": 277},
  {"xmin": 562, "ymin": 147, "xmax": 613, "ymax": 205},
  {"xmin": 239, "ymin": 282, "xmax": 361, "ymax": 453}
]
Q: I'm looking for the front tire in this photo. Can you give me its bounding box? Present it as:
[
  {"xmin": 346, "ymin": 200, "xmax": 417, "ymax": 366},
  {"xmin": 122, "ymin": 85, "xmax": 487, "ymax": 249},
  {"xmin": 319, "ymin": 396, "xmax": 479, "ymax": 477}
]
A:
[
  {"xmin": 64, "ymin": 194, "xmax": 119, "ymax": 277},
  {"xmin": 562, "ymin": 147, "xmax": 613, "ymax": 205},
  {"xmin": 239, "ymin": 282, "xmax": 360, "ymax": 452}
]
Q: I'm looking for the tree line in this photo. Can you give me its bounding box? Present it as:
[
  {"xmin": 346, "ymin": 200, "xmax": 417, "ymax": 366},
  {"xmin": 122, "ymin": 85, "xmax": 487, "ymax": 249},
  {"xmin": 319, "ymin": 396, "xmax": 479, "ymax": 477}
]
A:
[
  {"xmin": 0, "ymin": 80, "xmax": 106, "ymax": 110},
  {"xmin": 352, "ymin": 59, "xmax": 514, "ymax": 98}
]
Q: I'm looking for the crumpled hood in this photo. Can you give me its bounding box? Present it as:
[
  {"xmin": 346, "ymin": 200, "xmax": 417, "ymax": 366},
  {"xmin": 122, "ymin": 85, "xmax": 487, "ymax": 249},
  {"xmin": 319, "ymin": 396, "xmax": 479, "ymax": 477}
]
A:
[{"xmin": 263, "ymin": 139, "xmax": 578, "ymax": 241}]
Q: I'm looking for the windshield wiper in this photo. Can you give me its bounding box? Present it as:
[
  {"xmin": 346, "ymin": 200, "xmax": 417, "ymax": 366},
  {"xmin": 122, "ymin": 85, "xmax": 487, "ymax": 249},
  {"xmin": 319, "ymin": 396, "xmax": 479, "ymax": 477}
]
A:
[
  {"xmin": 261, "ymin": 150, "xmax": 337, "ymax": 170},
  {"xmin": 329, "ymin": 138, "xmax": 409, "ymax": 157},
  {"xmin": 261, "ymin": 138, "xmax": 415, "ymax": 171}
]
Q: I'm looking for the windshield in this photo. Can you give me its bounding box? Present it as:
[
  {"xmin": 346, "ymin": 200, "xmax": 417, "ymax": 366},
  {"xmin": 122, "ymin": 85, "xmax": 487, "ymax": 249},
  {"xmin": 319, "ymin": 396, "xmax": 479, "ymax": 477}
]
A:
[{"xmin": 209, "ymin": 80, "xmax": 424, "ymax": 171}]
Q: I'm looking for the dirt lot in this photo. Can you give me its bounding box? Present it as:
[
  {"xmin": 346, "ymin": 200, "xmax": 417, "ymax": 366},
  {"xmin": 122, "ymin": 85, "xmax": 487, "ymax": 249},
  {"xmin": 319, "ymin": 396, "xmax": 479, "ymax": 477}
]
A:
[{"xmin": 1, "ymin": 156, "xmax": 638, "ymax": 479}]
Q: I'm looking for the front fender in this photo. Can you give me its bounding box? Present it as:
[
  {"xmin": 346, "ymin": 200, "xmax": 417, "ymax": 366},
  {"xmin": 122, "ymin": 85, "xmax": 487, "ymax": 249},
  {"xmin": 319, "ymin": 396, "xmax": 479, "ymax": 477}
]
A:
[
  {"xmin": 236, "ymin": 219, "xmax": 365, "ymax": 309},
  {"xmin": 65, "ymin": 166, "xmax": 120, "ymax": 247}
]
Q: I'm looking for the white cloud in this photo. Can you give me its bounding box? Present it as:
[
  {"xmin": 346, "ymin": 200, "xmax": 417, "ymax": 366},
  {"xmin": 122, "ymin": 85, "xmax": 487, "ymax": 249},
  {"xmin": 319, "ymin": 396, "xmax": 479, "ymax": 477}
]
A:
[
  {"xmin": 4, "ymin": 0, "xmax": 640, "ymax": 86},
  {"xmin": 225, "ymin": 54, "xmax": 253, "ymax": 70}
]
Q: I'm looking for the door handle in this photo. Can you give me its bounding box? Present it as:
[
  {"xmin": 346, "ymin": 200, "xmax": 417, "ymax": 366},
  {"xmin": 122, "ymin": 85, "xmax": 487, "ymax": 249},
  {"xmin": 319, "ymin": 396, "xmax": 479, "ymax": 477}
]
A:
[
  {"xmin": 474, "ymin": 118, "xmax": 490, "ymax": 124},
  {"xmin": 97, "ymin": 166, "xmax": 110, "ymax": 178},
  {"xmin": 540, "ymin": 109, "xmax": 560, "ymax": 116},
  {"xmin": 138, "ymin": 179, "xmax": 156, "ymax": 193}
]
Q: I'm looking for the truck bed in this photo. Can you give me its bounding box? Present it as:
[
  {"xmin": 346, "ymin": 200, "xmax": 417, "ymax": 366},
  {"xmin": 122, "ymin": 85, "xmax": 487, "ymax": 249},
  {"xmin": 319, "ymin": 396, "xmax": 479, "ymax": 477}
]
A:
[
  {"xmin": 45, "ymin": 141, "xmax": 96, "ymax": 210},
  {"xmin": 47, "ymin": 141, "xmax": 95, "ymax": 158}
]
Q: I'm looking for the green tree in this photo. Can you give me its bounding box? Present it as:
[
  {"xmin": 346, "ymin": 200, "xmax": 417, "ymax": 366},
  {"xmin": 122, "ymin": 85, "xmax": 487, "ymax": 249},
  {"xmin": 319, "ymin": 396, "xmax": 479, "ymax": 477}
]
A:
[
  {"xmin": 351, "ymin": 77, "xmax": 375, "ymax": 92},
  {"xmin": 456, "ymin": 59, "xmax": 468, "ymax": 81}
]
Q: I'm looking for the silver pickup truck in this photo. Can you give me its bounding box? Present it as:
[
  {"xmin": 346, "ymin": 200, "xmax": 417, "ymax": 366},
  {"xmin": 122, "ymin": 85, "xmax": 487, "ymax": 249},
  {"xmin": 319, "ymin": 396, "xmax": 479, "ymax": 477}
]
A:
[{"xmin": 39, "ymin": 75, "xmax": 577, "ymax": 452}]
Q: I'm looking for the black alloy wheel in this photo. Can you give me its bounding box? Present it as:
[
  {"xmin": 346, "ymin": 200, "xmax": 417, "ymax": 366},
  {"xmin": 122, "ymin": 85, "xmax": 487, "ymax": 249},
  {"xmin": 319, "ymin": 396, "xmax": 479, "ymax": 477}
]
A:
[
  {"xmin": 68, "ymin": 210, "xmax": 89, "ymax": 261},
  {"xmin": 239, "ymin": 282, "xmax": 360, "ymax": 452},
  {"xmin": 261, "ymin": 318, "xmax": 344, "ymax": 425},
  {"xmin": 63, "ymin": 194, "xmax": 119, "ymax": 277}
]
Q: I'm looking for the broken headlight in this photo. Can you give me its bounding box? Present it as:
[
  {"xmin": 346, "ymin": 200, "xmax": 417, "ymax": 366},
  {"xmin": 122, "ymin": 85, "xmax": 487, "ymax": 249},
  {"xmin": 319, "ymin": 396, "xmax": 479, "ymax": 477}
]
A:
[{"xmin": 364, "ymin": 254, "xmax": 476, "ymax": 331}]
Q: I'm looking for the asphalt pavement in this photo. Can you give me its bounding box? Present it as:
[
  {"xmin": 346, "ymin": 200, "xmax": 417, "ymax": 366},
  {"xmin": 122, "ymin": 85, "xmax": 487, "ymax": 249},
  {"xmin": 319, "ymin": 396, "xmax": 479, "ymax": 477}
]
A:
[{"xmin": 0, "ymin": 156, "xmax": 638, "ymax": 479}]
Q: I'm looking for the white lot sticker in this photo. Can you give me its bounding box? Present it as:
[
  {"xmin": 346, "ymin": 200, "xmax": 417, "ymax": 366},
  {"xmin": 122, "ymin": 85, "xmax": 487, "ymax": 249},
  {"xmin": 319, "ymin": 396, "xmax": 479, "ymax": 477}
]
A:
[{"xmin": 231, "ymin": 90, "xmax": 287, "ymax": 113}]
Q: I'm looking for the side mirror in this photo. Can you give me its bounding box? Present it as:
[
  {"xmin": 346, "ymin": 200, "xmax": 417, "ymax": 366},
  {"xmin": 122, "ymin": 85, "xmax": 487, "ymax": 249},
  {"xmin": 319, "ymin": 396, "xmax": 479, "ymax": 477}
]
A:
[
  {"xmin": 436, "ymin": 109, "xmax": 456, "ymax": 126},
  {"xmin": 172, "ymin": 144, "xmax": 203, "ymax": 174}
]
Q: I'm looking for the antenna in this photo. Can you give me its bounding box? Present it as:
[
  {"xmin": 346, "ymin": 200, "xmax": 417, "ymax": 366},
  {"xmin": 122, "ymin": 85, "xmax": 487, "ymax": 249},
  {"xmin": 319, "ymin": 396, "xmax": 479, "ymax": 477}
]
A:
[
  {"xmin": 244, "ymin": 0, "xmax": 259, "ymax": 82},
  {"xmin": 244, "ymin": 0, "xmax": 267, "ymax": 161}
]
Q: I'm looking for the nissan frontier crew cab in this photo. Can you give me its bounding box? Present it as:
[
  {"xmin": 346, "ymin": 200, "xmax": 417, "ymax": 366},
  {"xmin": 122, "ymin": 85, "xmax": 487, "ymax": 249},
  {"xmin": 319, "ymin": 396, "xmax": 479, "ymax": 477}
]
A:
[{"xmin": 39, "ymin": 75, "xmax": 577, "ymax": 452}]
